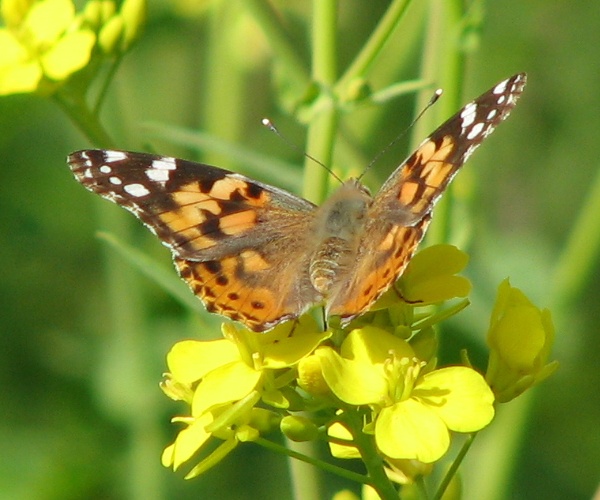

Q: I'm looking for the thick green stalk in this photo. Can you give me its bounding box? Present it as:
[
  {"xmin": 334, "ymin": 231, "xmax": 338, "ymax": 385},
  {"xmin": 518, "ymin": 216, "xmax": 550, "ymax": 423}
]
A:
[
  {"xmin": 285, "ymin": 3, "xmax": 339, "ymax": 500},
  {"xmin": 415, "ymin": 0, "xmax": 465, "ymax": 247}
]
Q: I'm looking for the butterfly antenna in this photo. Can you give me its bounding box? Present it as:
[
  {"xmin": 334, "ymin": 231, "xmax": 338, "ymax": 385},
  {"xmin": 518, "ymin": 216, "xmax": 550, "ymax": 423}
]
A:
[
  {"xmin": 262, "ymin": 118, "xmax": 344, "ymax": 184},
  {"xmin": 357, "ymin": 87, "xmax": 443, "ymax": 182}
]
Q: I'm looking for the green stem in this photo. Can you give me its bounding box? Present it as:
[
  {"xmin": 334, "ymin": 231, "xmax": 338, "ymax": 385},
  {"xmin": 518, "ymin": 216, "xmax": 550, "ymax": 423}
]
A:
[
  {"xmin": 282, "ymin": 5, "xmax": 340, "ymax": 499},
  {"xmin": 345, "ymin": 410, "xmax": 399, "ymax": 500},
  {"xmin": 416, "ymin": 0, "xmax": 465, "ymax": 247},
  {"xmin": 302, "ymin": 0, "xmax": 339, "ymax": 203},
  {"xmin": 200, "ymin": 1, "xmax": 247, "ymax": 169},
  {"xmin": 255, "ymin": 437, "xmax": 369, "ymax": 485},
  {"xmin": 93, "ymin": 54, "xmax": 124, "ymax": 115},
  {"xmin": 432, "ymin": 433, "xmax": 476, "ymax": 500},
  {"xmin": 54, "ymin": 91, "xmax": 116, "ymax": 148},
  {"xmin": 336, "ymin": 0, "xmax": 413, "ymax": 91}
]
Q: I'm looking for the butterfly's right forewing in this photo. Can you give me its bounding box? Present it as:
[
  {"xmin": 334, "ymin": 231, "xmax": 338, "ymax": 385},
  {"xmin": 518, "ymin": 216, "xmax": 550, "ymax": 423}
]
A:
[
  {"xmin": 329, "ymin": 73, "xmax": 527, "ymax": 324},
  {"xmin": 381, "ymin": 73, "xmax": 527, "ymax": 219}
]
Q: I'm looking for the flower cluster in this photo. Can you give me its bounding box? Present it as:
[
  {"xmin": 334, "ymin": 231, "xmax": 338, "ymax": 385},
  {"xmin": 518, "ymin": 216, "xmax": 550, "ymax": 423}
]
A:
[
  {"xmin": 0, "ymin": 0, "xmax": 145, "ymax": 96},
  {"xmin": 160, "ymin": 244, "xmax": 555, "ymax": 490}
]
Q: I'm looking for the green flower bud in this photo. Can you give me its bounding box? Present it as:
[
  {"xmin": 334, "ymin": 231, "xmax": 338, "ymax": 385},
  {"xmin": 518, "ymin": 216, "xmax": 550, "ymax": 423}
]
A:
[{"xmin": 280, "ymin": 415, "xmax": 319, "ymax": 442}]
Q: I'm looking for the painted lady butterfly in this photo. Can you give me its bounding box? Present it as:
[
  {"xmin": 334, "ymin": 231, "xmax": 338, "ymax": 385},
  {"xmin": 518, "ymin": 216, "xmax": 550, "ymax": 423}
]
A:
[{"xmin": 68, "ymin": 73, "xmax": 526, "ymax": 332}]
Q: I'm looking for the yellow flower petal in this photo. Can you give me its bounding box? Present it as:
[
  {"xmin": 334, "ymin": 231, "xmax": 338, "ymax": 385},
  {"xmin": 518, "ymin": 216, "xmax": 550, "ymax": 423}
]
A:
[
  {"xmin": 376, "ymin": 399, "xmax": 449, "ymax": 463},
  {"xmin": 0, "ymin": 29, "xmax": 27, "ymax": 66},
  {"xmin": 328, "ymin": 421, "xmax": 360, "ymax": 459},
  {"xmin": 317, "ymin": 347, "xmax": 388, "ymax": 406},
  {"xmin": 1, "ymin": 0, "xmax": 35, "ymax": 29},
  {"xmin": 41, "ymin": 28, "xmax": 95, "ymax": 80},
  {"xmin": 399, "ymin": 245, "xmax": 471, "ymax": 304},
  {"xmin": 25, "ymin": 0, "xmax": 74, "ymax": 46},
  {"xmin": 167, "ymin": 339, "xmax": 239, "ymax": 384},
  {"xmin": 191, "ymin": 360, "xmax": 262, "ymax": 416},
  {"xmin": 162, "ymin": 412, "xmax": 213, "ymax": 470},
  {"xmin": 488, "ymin": 283, "xmax": 548, "ymax": 370},
  {"xmin": 340, "ymin": 326, "xmax": 414, "ymax": 364},
  {"xmin": 486, "ymin": 280, "xmax": 557, "ymax": 402},
  {"xmin": 414, "ymin": 367, "xmax": 495, "ymax": 432},
  {"xmin": 262, "ymin": 323, "xmax": 331, "ymax": 368},
  {"xmin": 184, "ymin": 437, "xmax": 238, "ymax": 479},
  {"xmin": 0, "ymin": 58, "xmax": 41, "ymax": 94},
  {"xmin": 0, "ymin": 29, "xmax": 41, "ymax": 94}
]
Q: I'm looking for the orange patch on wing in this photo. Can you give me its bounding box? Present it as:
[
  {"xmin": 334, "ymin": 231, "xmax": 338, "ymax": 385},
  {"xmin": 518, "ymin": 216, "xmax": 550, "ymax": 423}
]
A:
[
  {"xmin": 240, "ymin": 249, "xmax": 271, "ymax": 272},
  {"xmin": 158, "ymin": 205, "xmax": 205, "ymax": 232},
  {"xmin": 398, "ymin": 181, "xmax": 420, "ymax": 206},
  {"xmin": 175, "ymin": 256, "xmax": 292, "ymax": 332},
  {"xmin": 209, "ymin": 177, "xmax": 269, "ymax": 206},
  {"xmin": 219, "ymin": 210, "xmax": 257, "ymax": 235},
  {"xmin": 429, "ymin": 136, "xmax": 454, "ymax": 163},
  {"xmin": 424, "ymin": 162, "xmax": 453, "ymax": 188},
  {"xmin": 377, "ymin": 228, "xmax": 396, "ymax": 251},
  {"xmin": 208, "ymin": 177, "xmax": 244, "ymax": 199},
  {"xmin": 171, "ymin": 190, "xmax": 223, "ymax": 214},
  {"xmin": 416, "ymin": 139, "xmax": 437, "ymax": 163}
]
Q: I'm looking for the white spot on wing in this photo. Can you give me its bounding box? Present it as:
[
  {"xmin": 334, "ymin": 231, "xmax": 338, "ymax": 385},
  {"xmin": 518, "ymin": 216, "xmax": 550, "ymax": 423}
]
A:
[
  {"xmin": 146, "ymin": 168, "xmax": 170, "ymax": 182},
  {"xmin": 460, "ymin": 102, "xmax": 477, "ymax": 128},
  {"xmin": 99, "ymin": 165, "xmax": 112, "ymax": 174},
  {"xmin": 151, "ymin": 157, "xmax": 177, "ymax": 170},
  {"xmin": 466, "ymin": 122, "xmax": 485, "ymax": 140},
  {"xmin": 124, "ymin": 183, "xmax": 150, "ymax": 197},
  {"xmin": 493, "ymin": 79, "xmax": 508, "ymax": 95},
  {"xmin": 104, "ymin": 151, "xmax": 128, "ymax": 162},
  {"xmin": 109, "ymin": 176, "xmax": 122, "ymax": 185}
]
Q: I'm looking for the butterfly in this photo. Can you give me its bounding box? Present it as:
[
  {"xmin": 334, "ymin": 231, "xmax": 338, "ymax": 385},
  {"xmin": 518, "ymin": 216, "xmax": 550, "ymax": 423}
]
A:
[{"xmin": 68, "ymin": 73, "xmax": 526, "ymax": 332}]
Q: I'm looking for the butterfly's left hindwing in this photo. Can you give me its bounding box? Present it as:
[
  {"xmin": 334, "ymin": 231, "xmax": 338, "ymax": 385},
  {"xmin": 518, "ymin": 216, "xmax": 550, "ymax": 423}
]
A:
[{"xmin": 68, "ymin": 73, "xmax": 526, "ymax": 332}]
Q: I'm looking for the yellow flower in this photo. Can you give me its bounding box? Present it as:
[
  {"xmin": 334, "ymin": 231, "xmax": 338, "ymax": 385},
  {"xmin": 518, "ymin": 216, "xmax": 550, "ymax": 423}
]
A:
[
  {"xmin": 486, "ymin": 279, "xmax": 558, "ymax": 402},
  {"xmin": 161, "ymin": 318, "xmax": 331, "ymax": 477},
  {"xmin": 320, "ymin": 327, "xmax": 494, "ymax": 463},
  {"xmin": 0, "ymin": 0, "xmax": 95, "ymax": 95},
  {"xmin": 361, "ymin": 245, "xmax": 471, "ymax": 330},
  {"xmin": 398, "ymin": 244, "xmax": 472, "ymax": 305}
]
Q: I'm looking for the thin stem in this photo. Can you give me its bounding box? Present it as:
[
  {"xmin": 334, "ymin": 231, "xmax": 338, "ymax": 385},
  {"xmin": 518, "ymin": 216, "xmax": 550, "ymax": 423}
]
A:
[
  {"xmin": 255, "ymin": 437, "xmax": 369, "ymax": 485},
  {"xmin": 93, "ymin": 55, "xmax": 124, "ymax": 115},
  {"xmin": 54, "ymin": 91, "xmax": 116, "ymax": 148},
  {"xmin": 432, "ymin": 433, "xmax": 477, "ymax": 500},
  {"xmin": 336, "ymin": 0, "xmax": 412, "ymax": 91}
]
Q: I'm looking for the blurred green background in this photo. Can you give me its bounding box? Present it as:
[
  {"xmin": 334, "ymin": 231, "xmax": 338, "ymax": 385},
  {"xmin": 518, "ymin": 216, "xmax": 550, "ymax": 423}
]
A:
[{"xmin": 1, "ymin": 1, "xmax": 599, "ymax": 499}]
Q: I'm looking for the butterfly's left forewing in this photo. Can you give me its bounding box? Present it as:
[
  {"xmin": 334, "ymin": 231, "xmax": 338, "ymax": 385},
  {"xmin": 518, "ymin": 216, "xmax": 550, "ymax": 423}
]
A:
[
  {"xmin": 68, "ymin": 150, "xmax": 322, "ymax": 331},
  {"xmin": 329, "ymin": 73, "xmax": 527, "ymax": 323}
]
